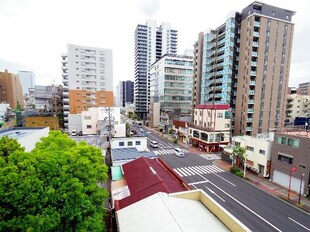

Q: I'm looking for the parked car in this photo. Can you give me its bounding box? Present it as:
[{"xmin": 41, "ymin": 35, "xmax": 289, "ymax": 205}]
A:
[
  {"xmin": 71, "ymin": 130, "xmax": 77, "ymax": 136},
  {"xmin": 174, "ymin": 148, "xmax": 184, "ymax": 157}
]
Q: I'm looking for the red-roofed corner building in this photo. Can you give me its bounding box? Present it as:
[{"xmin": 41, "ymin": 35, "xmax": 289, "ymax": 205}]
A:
[
  {"xmin": 188, "ymin": 104, "xmax": 231, "ymax": 153},
  {"xmin": 114, "ymin": 157, "xmax": 190, "ymax": 211}
]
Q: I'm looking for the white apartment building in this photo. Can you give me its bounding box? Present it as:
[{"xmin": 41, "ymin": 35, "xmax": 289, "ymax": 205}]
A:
[
  {"xmin": 134, "ymin": 20, "xmax": 178, "ymax": 120},
  {"xmin": 232, "ymin": 134, "xmax": 274, "ymax": 177},
  {"xmin": 189, "ymin": 104, "xmax": 231, "ymax": 153},
  {"xmin": 286, "ymin": 94, "xmax": 310, "ymax": 118},
  {"xmin": 61, "ymin": 44, "xmax": 114, "ymax": 131}
]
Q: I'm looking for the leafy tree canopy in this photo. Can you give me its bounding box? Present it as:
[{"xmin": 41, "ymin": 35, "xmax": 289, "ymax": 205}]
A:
[
  {"xmin": 0, "ymin": 131, "xmax": 109, "ymax": 231},
  {"xmin": 232, "ymin": 145, "xmax": 246, "ymax": 159}
]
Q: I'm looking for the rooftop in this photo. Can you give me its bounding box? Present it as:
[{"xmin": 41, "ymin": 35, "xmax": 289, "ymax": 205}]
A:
[
  {"xmin": 114, "ymin": 157, "xmax": 190, "ymax": 211},
  {"xmin": 0, "ymin": 127, "xmax": 46, "ymax": 139},
  {"xmin": 117, "ymin": 190, "xmax": 250, "ymax": 232},
  {"xmin": 197, "ymin": 104, "xmax": 230, "ymax": 110},
  {"xmin": 112, "ymin": 147, "xmax": 157, "ymax": 161}
]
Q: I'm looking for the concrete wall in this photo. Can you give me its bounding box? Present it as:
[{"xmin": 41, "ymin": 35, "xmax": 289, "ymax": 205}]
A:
[
  {"xmin": 111, "ymin": 137, "xmax": 148, "ymax": 152},
  {"xmin": 170, "ymin": 190, "xmax": 250, "ymax": 232},
  {"xmin": 68, "ymin": 114, "xmax": 82, "ymax": 134}
]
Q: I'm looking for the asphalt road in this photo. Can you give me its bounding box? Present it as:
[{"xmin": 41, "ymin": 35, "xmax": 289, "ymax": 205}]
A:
[{"xmin": 141, "ymin": 127, "xmax": 310, "ymax": 232}]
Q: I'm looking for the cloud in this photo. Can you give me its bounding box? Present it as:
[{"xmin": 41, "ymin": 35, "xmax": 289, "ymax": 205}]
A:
[{"xmin": 139, "ymin": 0, "xmax": 161, "ymax": 18}]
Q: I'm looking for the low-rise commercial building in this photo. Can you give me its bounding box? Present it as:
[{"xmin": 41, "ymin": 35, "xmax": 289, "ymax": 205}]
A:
[{"xmin": 271, "ymin": 131, "xmax": 310, "ymax": 195}]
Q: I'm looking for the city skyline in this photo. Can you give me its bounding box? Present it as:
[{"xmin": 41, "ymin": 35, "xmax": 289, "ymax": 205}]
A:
[{"xmin": 0, "ymin": 0, "xmax": 309, "ymax": 89}]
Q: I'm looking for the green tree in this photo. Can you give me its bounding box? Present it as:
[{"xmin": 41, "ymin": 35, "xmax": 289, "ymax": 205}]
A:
[
  {"xmin": 0, "ymin": 136, "xmax": 25, "ymax": 162},
  {"xmin": 126, "ymin": 122, "xmax": 130, "ymax": 137},
  {"xmin": 232, "ymin": 145, "xmax": 246, "ymax": 167},
  {"xmin": 0, "ymin": 131, "xmax": 109, "ymax": 231}
]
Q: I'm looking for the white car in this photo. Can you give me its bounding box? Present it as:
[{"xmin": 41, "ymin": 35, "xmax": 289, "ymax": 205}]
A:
[
  {"xmin": 150, "ymin": 141, "xmax": 159, "ymax": 148},
  {"xmin": 71, "ymin": 130, "xmax": 77, "ymax": 136},
  {"xmin": 174, "ymin": 148, "xmax": 185, "ymax": 157}
]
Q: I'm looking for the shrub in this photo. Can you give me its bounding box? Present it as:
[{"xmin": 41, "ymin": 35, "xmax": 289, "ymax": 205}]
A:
[
  {"xmin": 173, "ymin": 139, "xmax": 178, "ymax": 144},
  {"xmin": 230, "ymin": 166, "xmax": 240, "ymax": 174},
  {"xmin": 235, "ymin": 171, "xmax": 244, "ymax": 177}
]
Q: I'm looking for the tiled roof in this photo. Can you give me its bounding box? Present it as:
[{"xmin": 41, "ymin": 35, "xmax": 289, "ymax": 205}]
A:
[
  {"xmin": 197, "ymin": 104, "xmax": 230, "ymax": 110},
  {"xmin": 112, "ymin": 148, "xmax": 157, "ymax": 161},
  {"xmin": 114, "ymin": 157, "xmax": 189, "ymax": 211}
]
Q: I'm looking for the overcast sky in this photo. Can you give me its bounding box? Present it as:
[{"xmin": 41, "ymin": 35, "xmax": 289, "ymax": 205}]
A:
[{"xmin": 0, "ymin": 0, "xmax": 309, "ymax": 89}]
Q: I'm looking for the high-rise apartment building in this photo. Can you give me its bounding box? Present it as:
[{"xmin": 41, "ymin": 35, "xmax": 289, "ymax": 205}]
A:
[
  {"xmin": 0, "ymin": 69, "xmax": 24, "ymax": 109},
  {"xmin": 235, "ymin": 2, "xmax": 295, "ymax": 135},
  {"xmin": 192, "ymin": 13, "xmax": 241, "ymax": 131},
  {"xmin": 18, "ymin": 71, "xmax": 35, "ymax": 95},
  {"xmin": 61, "ymin": 44, "xmax": 113, "ymax": 130},
  {"xmin": 134, "ymin": 20, "xmax": 178, "ymax": 120},
  {"xmin": 119, "ymin": 81, "xmax": 134, "ymax": 107},
  {"xmin": 150, "ymin": 54, "xmax": 193, "ymax": 128}
]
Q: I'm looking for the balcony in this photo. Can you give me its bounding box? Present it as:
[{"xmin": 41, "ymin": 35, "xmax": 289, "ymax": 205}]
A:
[
  {"xmin": 252, "ymin": 42, "xmax": 259, "ymax": 47},
  {"xmin": 254, "ymin": 21, "xmax": 260, "ymax": 27},
  {"xmin": 253, "ymin": 32, "xmax": 260, "ymax": 37},
  {"xmin": 248, "ymin": 99, "xmax": 255, "ymax": 104},
  {"xmin": 249, "ymin": 81, "xmax": 256, "ymax": 86},
  {"xmin": 248, "ymin": 109, "xmax": 254, "ymax": 113},
  {"xmin": 246, "ymin": 127, "xmax": 252, "ymax": 131},
  {"xmin": 252, "ymin": 52, "xmax": 258, "ymax": 57},
  {"xmin": 250, "ymin": 71, "xmax": 257, "ymax": 76},
  {"xmin": 247, "ymin": 118, "xmax": 253, "ymax": 122},
  {"xmin": 251, "ymin": 61, "xmax": 257, "ymax": 67},
  {"xmin": 249, "ymin": 90, "xmax": 255, "ymax": 95}
]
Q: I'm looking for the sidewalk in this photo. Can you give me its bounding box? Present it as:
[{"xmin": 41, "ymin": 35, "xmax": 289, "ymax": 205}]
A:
[
  {"xmin": 146, "ymin": 126, "xmax": 310, "ymax": 213},
  {"xmin": 214, "ymin": 159, "xmax": 310, "ymax": 213}
]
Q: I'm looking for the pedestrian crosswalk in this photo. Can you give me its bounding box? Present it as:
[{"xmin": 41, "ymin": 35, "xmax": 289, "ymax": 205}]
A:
[
  {"xmin": 153, "ymin": 149, "xmax": 176, "ymax": 156},
  {"xmin": 173, "ymin": 165, "xmax": 224, "ymax": 177}
]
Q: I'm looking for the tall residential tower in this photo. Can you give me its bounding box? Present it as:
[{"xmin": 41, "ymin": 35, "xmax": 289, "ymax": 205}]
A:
[
  {"xmin": 234, "ymin": 2, "xmax": 295, "ymax": 135},
  {"xmin": 61, "ymin": 44, "xmax": 113, "ymax": 130},
  {"xmin": 134, "ymin": 20, "xmax": 178, "ymax": 120}
]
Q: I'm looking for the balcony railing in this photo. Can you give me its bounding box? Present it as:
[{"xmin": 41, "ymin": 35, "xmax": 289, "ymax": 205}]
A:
[{"xmin": 188, "ymin": 123, "xmax": 214, "ymax": 132}]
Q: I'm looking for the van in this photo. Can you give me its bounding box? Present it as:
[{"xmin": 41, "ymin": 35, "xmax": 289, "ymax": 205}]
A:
[
  {"xmin": 150, "ymin": 141, "xmax": 159, "ymax": 148},
  {"xmin": 71, "ymin": 130, "xmax": 77, "ymax": 136},
  {"xmin": 174, "ymin": 148, "xmax": 184, "ymax": 157}
]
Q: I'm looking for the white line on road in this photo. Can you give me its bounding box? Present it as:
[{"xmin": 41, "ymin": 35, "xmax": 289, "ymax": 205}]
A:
[
  {"xmin": 212, "ymin": 172, "xmax": 236, "ymax": 187},
  {"xmin": 205, "ymin": 186, "xmax": 226, "ymax": 202},
  {"xmin": 174, "ymin": 169, "xmax": 183, "ymax": 177},
  {"xmin": 209, "ymin": 181, "xmax": 282, "ymax": 232},
  {"xmin": 288, "ymin": 217, "xmax": 310, "ymax": 231},
  {"xmin": 188, "ymin": 180, "xmax": 209, "ymax": 185}
]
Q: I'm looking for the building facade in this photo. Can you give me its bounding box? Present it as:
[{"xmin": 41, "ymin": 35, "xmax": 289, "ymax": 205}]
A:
[
  {"xmin": 134, "ymin": 20, "xmax": 178, "ymax": 120},
  {"xmin": 286, "ymin": 94, "xmax": 310, "ymax": 118},
  {"xmin": 189, "ymin": 104, "xmax": 231, "ymax": 153},
  {"xmin": 150, "ymin": 54, "xmax": 193, "ymax": 127},
  {"xmin": 234, "ymin": 2, "xmax": 295, "ymax": 135},
  {"xmin": 18, "ymin": 71, "xmax": 35, "ymax": 96},
  {"xmin": 119, "ymin": 80, "xmax": 134, "ymax": 107},
  {"xmin": 61, "ymin": 44, "xmax": 113, "ymax": 130},
  {"xmin": 298, "ymin": 82, "xmax": 310, "ymax": 96},
  {"xmin": 25, "ymin": 116, "xmax": 59, "ymax": 130},
  {"xmin": 271, "ymin": 131, "xmax": 310, "ymax": 195},
  {"xmin": 0, "ymin": 69, "xmax": 24, "ymax": 109}
]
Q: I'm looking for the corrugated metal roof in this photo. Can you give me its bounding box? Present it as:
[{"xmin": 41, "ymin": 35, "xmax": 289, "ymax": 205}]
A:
[
  {"xmin": 114, "ymin": 157, "xmax": 189, "ymax": 210},
  {"xmin": 117, "ymin": 192, "xmax": 230, "ymax": 232}
]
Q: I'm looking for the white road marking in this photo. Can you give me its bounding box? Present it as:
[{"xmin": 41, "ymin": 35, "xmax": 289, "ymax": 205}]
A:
[
  {"xmin": 180, "ymin": 168, "xmax": 191, "ymax": 176},
  {"xmin": 288, "ymin": 217, "xmax": 310, "ymax": 231},
  {"xmin": 173, "ymin": 169, "xmax": 183, "ymax": 177},
  {"xmin": 212, "ymin": 172, "xmax": 236, "ymax": 187},
  {"xmin": 184, "ymin": 167, "xmax": 195, "ymax": 176},
  {"xmin": 177, "ymin": 168, "xmax": 187, "ymax": 177},
  {"xmin": 209, "ymin": 181, "xmax": 282, "ymax": 232},
  {"xmin": 188, "ymin": 180, "xmax": 210, "ymax": 185},
  {"xmin": 205, "ymin": 186, "xmax": 226, "ymax": 202}
]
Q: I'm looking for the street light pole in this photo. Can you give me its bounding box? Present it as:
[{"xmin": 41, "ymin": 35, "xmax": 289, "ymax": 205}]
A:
[
  {"xmin": 298, "ymin": 173, "xmax": 305, "ymax": 204},
  {"xmin": 243, "ymin": 154, "xmax": 247, "ymax": 179}
]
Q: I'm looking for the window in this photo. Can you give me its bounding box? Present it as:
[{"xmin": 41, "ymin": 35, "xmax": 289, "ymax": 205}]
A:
[
  {"xmin": 278, "ymin": 154, "xmax": 293, "ymax": 164},
  {"xmin": 128, "ymin": 141, "xmax": 133, "ymax": 146},
  {"xmin": 193, "ymin": 130, "xmax": 200, "ymax": 138},
  {"xmin": 119, "ymin": 142, "xmax": 124, "ymax": 146},
  {"xmin": 277, "ymin": 136, "xmax": 287, "ymax": 145},
  {"xmin": 225, "ymin": 111, "xmax": 231, "ymax": 119},
  {"xmin": 225, "ymin": 123, "xmax": 230, "ymax": 128},
  {"xmin": 247, "ymin": 146, "xmax": 254, "ymax": 152},
  {"xmin": 217, "ymin": 113, "xmax": 223, "ymax": 118},
  {"xmin": 259, "ymin": 149, "xmax": 265, "ymax": 155},
  {"xmin": 135, "ymin": 141, "xmax": 141, "ymax": 145},
  {"xmin": 235, "ymin": 142, "xmax": 241, "ymax": 147},
  {"xmin": 86, "ymin": 125, "xmax": 92, "ymax": 129},
  {"xmin": 201, "ymin": 132, "xmax": 208, "ymax": 141},
  {"xmin": 287, "ymin": 138, "xmax": 299, "ymax": 148}
]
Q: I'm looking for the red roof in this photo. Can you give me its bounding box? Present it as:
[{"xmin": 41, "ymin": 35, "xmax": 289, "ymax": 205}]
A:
[
  {"xmin": 197, "ymin": 104, "xmax": 230, "ymax": 110},
  {"xmin": 114, "ymin": 157, "xmax": 189, "ymax": 211}
]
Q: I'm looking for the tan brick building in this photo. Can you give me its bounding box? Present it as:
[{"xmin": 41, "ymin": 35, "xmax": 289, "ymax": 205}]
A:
[
  {"xmin": 0, "ymin": 69, "xmax": 24, "ymax": 109},
  {"xmin": 25, "ymin": 116, "xmax": 59, "ymax": 130}
]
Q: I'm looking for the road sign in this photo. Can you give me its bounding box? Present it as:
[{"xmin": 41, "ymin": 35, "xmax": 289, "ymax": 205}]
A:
[{"xmin": 291, "ymin": 166, "xmax": 297, "ymax": 173}]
